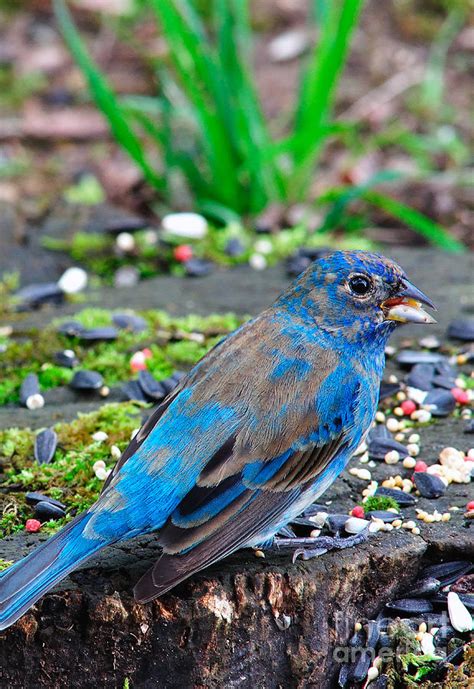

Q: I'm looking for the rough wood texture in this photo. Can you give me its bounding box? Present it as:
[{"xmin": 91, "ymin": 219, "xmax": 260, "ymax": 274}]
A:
[{"xmin": 0, "ymin": 530, "xmax": 434, "ymax": 689}]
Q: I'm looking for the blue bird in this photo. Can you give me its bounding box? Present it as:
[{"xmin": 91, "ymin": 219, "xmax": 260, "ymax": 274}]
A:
[{"xmin": 0, "ymin": 251, "xmax": 436, "ymax": 630}]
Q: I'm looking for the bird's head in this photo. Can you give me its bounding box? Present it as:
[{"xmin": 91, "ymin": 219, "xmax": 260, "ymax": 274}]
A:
[{"xmin": 285, "ymin": 250, "xmax": 436, "ymax": 346}]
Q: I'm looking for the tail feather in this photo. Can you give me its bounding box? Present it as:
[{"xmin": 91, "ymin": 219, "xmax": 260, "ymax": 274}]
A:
[{"xmin": 0, "ymin": 513, "xmax": 109, "ymax": 630}]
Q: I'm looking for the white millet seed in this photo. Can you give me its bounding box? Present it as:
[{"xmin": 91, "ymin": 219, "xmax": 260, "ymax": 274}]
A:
[{"xmin": 111, "ymin": 445, "xmax": 122, "ymax": 460}]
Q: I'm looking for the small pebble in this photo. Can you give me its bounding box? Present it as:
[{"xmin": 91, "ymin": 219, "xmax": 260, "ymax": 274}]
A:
[
  {"xmin": 57, "ymin": 266, "xmax": 88, "ymax": 294},
  {"xmin": 162, "ymin": 212, "xmax": 208, "ymax": 239},
  {"xmin": 114, "ymin": 265, "xmax": 140, "ymax": 288}
]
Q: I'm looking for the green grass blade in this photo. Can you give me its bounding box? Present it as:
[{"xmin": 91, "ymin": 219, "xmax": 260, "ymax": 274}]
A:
[
  {"xmin": 364, "ymin": 190, "xmax": 465, "ymax": 252},
  {"xmin": 150, "ymin": 0, "xmax": 242, "ymax": 209},
  {"xmin": 290, "ymin": 0, "xmax": 364, "ymax": 196},
  {"xmin": 54, "ymin": 0, "xmax": 163, "ymax": 191},
  {"xmin": 420, "ymin": 8, "xmax": 465, "ymax": 113}
]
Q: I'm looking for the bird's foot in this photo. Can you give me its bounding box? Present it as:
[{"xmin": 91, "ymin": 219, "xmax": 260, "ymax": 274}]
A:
[{"xmin": 270, "ymin": 528, "xmax": 370, "ymax": 562}]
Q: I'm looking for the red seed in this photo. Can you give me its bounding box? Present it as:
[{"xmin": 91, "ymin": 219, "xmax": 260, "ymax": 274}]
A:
[
  {"xmin": 467, "ymin": 501, "xmax": 474, "ymax": 512},
  {"xmin": 142, "ymin": 348, "xmax": 153, "ymax": 359},
  {"xmin": 173, "ymin": 244, "xmax": 193, "ymax": 262},
  {"xmin": 25, "ymin": 519, "xmax": 41, "ymax": 533},
  {"xmin": 414, "ymin": 461, "xmax": 428, "ymax": 473},
  {"xmin": 130, "ymin": 351, "xmax": 147, "ymax": 372},
  {"xmin": 451, "ymin": 387, "xmax": 469, "ymax": 405},
  {"xmin": 351, "ymin": 506, "xmax": 365, "ymax": 518},
  {"xmin": 401, "ymin": 400, "xmax": 416, "ymax": 415}
]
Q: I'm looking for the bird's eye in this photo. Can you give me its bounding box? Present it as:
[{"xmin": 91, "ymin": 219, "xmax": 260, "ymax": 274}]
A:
[{"xmin": 348, "ymin": 274, "xmax": 373, "ymax": 297}]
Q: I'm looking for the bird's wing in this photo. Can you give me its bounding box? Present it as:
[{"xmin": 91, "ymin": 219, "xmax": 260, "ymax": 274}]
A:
[{"xmin": 133, "ymin": 376, "xmax": 361, "ymax": 602}]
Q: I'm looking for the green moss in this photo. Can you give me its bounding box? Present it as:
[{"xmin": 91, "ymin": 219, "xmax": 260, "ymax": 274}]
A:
[
  {"xmin": 0, "ymin": 558, "xmax": 13, "ymax": 571},
  {"xmin": 361, "ymin": 495, "xmax": 400, "ymax": 512},
  {"xmin": 0, "ymin": 402, "xmax": 144, "ymax": 536},
  {"xmin": 0, "ymin": 308, "xmax": 245, "ymax": 405}
]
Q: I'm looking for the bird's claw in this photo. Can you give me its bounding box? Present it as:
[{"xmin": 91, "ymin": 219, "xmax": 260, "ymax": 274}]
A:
[{"xmin": 271, "ymin": 527, "xmax": 370, "ymax": 562}]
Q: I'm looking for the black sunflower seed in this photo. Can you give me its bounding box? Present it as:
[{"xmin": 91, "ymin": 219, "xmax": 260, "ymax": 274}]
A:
[
  {"xmin": 16, "ymin": 282, "xmax": 64, "ymax": 309},
  {"xmin": 379, "ymin": 382, "xmax": 401, "ymax": 400},
  {"xmin": 367, "ymin": 424, "xmax": 391, "ymax": 442},
  {"xmin": 337, "ymin": 662, "xmax": 351, "ymax": 688},
  {"xmin": 413, "ymin": 472, "xmax": 446, "ymax": 498},
  {"xmin": 423, "ymin": 390, "xmax": 456, "ymax": 417},
  {"xmin": 121, "ymin": 380, "xmax": 148, "ymax": 402},
  {"xmin": 138, "ymin": 371, "xmax": 166, "ymax": 401},
  {"xmin": 433, "ymin": 625, "xmax": 458, "ymax": 647},
  {"xmin": 25, "ymin": 492, "xmax": 66, "ymax": 509},
  {"xmin": 375, "ymin": 486, "xmax": 417, "ymax": 506},
  {"xmin": 432, "ymin": 375, "xmax": 457, "ymax": 390},
  {"xmin": 161, "ymin": 375, "xmax": 181, "ymax": 395},
  {"xmin": 34, "ymin": 429, "xmax": 58, "ymax": 465},
  {"xmin": 351, "ymin": 650, "xmax": 372, "ymax": 682},
  {"xmin": 368, "ymin": 437, "xmax": 408, "ymax": 461},
  {"xmin": 184, "ymin": 258, "xmax": 213, "ymax": 277},
  {"xmin": 396, "ymin": 350, "xmax": 447, "ymax": 368},
  {"xmin": 70, "ymin": 370, "xmax": 104, "ymax": 391},
  {"xmin": 408, "ymin": 577, "xmax": 441, "ymax": 597},
  {"xmin": 19, "ymin": 373, "xmax": 40, "ymax": 406},
  {"xmin": 447, "ymin": 318, "xmax": 474, "ymax": 342},
  {"xmin": 286, "ymin": 255, "xmax": 311, "ymax": 277},
  {"xmin": 385, "ymin": 598, "xmax": 433, "ymax": 614},
  {"xmin": 224, "ymin": 238, "xmax": 245, "ymax": 257},
  {"xmin": 77, "ymin": 327, "xmax": 118, "ymax": 342},
  {"xmin": 366, "ymin": 511, "xmax": 400, "ymax": 523},
  {"xmin": 365, "ymin": 620, "xmax": 380, "ymax": 649},
  {"xmin": 34, "ymin": 501, "xmax": 66, "ymax": 522},
  {"xmin": 423, "ymin": 560, "xmax": 472, "ymax": 582},
  {"xmin": 57, "ymin": 320, "xmax": 84, "ymax": 336},
  {"xmin": 327, "ymin": 515, "xmax": 350, "ymax": 533},
  {"xmin": 53, "ymin": 349, "xmax": 79, "ymax": 368},
  {"xmin": 432, "ymin": 591, "xmax": 474, "ymax": 610},
  {"xmin": 291, "ymin": 517, "xmax": 322, "ymax": 528},
  {"xmin": 406, "ymin": 363, "xmax": 435, "ymax": 391},
  {"xmin": 112, "ymin": 313, "xmax": 147, "ymax": 333},
  {"xmin": 103, "ymin": 217, "xmax": 149, "ymax": 234}
]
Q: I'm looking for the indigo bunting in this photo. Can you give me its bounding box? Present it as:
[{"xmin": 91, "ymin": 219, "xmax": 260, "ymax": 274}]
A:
[{"xmin": 0, "ymin": 251, "xmax": 435, "ymax": 630}]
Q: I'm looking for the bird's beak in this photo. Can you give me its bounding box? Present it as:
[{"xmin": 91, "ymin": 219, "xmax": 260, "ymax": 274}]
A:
[{"xmin": 382, "ymin": 280, "xmax": 437, "ymax": 324}]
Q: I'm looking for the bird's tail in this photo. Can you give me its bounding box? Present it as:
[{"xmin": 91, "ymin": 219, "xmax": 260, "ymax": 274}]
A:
[{"xmin": 0, "ymin": 512, "xmax": 111, "ymax": 630}]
